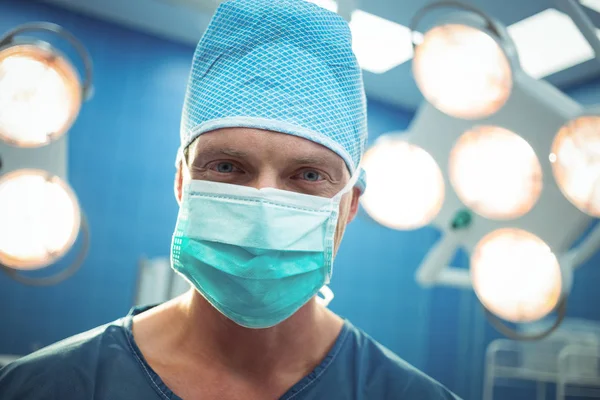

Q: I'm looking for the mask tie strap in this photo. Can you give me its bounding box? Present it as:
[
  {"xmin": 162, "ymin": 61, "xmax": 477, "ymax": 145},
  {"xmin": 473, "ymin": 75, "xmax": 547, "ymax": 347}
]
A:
[
  {"xmin": 324, "ymin": 169, "xmax": 361, "ymax": 277},
  {"xmin": 316, "ymin": 285, "xmax": 335, "ymax": 307},
  {"xmin": 333, "ymin": 168, "xmax": 361, "ymax": 203}
]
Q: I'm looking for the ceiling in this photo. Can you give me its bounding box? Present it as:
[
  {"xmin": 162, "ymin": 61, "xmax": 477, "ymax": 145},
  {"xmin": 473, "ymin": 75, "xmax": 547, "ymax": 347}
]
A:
[{"xmin": 40, "ymin": 0, "xmax": 600, "ymax": 110}]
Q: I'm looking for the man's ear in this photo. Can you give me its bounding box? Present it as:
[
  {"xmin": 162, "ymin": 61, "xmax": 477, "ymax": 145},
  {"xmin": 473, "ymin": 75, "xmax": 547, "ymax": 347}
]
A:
[
  {"xmin": 174, "ymin": 161, "xmax": 183, "ymax": 205},
  {"xmin": 346, "ymin": 187, "xmax": 361, "ymax": 223}
]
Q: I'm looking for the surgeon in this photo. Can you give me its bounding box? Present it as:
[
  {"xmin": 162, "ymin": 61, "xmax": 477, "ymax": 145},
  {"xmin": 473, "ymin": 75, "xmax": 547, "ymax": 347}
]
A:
[{"xmin": 0, "ymin": 1, "xmax": 461, "ymax": 399}]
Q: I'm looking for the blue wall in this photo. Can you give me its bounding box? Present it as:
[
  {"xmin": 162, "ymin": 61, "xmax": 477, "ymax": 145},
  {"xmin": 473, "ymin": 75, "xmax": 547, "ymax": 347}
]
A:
[{"xmin": 1, "ymin": 1, "xmax": 599, "ymax": 399}]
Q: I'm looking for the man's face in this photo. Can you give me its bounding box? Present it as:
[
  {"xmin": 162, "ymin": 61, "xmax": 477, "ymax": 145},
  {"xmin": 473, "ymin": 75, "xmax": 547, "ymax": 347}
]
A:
[{"xmin": 175, "ymin": 127, "xmax": 360, "ymax": 253}]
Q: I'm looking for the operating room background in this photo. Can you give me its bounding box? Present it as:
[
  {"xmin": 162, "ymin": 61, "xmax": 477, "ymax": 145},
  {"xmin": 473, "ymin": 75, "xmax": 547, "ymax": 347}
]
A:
[{"xmin": 1, "ymin": 0, "xmax": 600, "ymax": 399}]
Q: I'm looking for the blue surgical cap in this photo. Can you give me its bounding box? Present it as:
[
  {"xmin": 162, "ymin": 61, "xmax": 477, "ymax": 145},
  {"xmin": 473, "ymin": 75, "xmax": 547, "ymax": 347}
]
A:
[{"xmin": 179, "ymin": 0, "xmax": 368, "ymax": 191}]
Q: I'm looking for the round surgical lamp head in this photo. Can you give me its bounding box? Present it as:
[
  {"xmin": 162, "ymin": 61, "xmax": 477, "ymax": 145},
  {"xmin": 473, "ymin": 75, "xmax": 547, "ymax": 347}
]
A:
[
  {"xmin": 410, "ymin": 1, "xmax": 518, "ymax": 119},
  {"xmin": 0, "ymin": 169, "xmax": 81, "ymax": 269},
  {"xmin": 471, "ymin": 228, "xmax": 569, "ymax": 324},
  {"xmin": 0, "ymin": 22, "xmax": 93, "ymax": 147},
  {"xmin": 551, "ymin": 114, "xmax": 600, "ymax": 217},
  {"xmin": 360, "ymin": 135, "xmax": 445, "ymax": 230},
  {"xmin": 449, "ymin": 125, "xmax": 543, "ymax": 220}
]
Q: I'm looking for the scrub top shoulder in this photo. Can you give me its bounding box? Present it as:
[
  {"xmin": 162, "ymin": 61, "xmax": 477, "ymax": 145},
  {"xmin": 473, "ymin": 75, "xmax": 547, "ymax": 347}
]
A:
[{"xmin": 0, "ymin": 306, "xmax": 462, "ymax": 400}]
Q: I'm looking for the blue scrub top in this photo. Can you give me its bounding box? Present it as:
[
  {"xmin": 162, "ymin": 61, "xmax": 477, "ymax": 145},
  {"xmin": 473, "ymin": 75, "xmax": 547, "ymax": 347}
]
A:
[{"xmin": 0, "ymin": 306, "xmax": 461, "ymax": 399}]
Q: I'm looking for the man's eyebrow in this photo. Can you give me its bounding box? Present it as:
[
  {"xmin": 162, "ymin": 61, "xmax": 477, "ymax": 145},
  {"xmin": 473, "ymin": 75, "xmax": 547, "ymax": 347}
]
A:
[
  {"xmin": 194, "ymin": 147, "xmax": 250, "ymax": 159},
  {"xmin": 218, "ymin": 148, "xmax": 249, "ymax": 158},
  {"xmin": 290, "ymin": 155, "xmax": 339, "ymax": 166}
]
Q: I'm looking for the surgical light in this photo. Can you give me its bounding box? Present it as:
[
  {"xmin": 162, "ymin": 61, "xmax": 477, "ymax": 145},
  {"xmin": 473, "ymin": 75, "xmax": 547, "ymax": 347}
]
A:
[
  {"xmin": 551, "ymin": 115, "xmax": 600, "ymax": 217},
  {"xmin": 471, "ymin": 228, "xmax": 565, "ymax": 323},
  {"xmin": 0, "ymin": 23, "xmax": 92, "ymax": 147},
  {"xmin": 0, "ymin": 45, "xmax": 81, "ymax": 147},
  {"xmin": 361, "ymin": 135, "xmax": 445, "ymax": 230},
  {"xmin": 449, "ymin": 126, "xmax": 542, "ymax": 220},
  {"xmin": 412, "ymin": 23, "xmax": 513, "ymax": 119},
  {"xmin": 0, "ymin": 170, "xmax": 81, "ymax": 269},
  {"xmin": 0, "ymin": 22, "xmax": 93, "ymax": 285},
  {"xmin": 367, "ymin": 0, "xmax": 600, "ymax": 340}
]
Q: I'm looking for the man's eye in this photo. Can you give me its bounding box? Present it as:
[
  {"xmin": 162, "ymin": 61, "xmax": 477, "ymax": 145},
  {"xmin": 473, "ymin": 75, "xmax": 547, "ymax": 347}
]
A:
[
  {"xmin": 210, "ymin": 162, "xmax": 239, "ymax": 173},
  {"xmin": 301, "ymin": 170, "xmax": 322, "ymax": 182}
]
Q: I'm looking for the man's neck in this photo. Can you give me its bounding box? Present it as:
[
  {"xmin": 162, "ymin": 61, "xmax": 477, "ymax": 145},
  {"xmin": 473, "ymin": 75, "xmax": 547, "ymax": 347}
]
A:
[{"xmin": 133, "ymin": 289, "xmax": 344, "ymax": 380}]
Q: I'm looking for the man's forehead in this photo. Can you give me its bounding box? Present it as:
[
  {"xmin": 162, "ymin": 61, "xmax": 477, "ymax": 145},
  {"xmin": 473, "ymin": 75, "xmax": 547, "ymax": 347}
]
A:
[{"xmin": 190, "ymin": 128, "xmax": 347, "ymax": 168}]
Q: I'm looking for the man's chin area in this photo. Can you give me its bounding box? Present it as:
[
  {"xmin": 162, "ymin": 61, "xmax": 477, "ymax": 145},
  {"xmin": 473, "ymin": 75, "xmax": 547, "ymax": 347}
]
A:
[{"xmin": 219, "ymin": 297, "xmax": 326, "ymax": 331}]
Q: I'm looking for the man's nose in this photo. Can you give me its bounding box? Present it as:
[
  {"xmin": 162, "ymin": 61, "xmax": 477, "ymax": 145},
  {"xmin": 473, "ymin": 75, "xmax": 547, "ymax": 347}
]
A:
[{"xmin": 249, "ymin": 170, "xmax": 283, "ymax": 190}]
